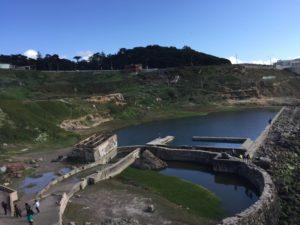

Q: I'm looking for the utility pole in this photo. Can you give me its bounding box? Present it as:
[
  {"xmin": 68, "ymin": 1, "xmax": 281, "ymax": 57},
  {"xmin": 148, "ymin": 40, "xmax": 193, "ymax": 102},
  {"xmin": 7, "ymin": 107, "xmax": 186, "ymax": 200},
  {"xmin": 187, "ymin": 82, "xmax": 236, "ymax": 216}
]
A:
[{"xmin": 235, "ymin": 54, "xmax": 238, "ymax": 64}]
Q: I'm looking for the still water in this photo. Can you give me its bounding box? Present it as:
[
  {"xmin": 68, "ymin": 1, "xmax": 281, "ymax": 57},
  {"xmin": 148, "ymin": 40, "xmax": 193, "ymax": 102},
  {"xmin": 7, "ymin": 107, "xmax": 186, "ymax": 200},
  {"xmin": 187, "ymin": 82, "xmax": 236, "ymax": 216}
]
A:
[
  {"xmin": 161, "ymin": 162, "xmax": 259, "ymax": 216},
  {"xmin": 117, "ymin": 108, "xmax": 277, "ymax": 147},
  {"xmin": 116, "ymin": 108, "xmax": 278, "ymax": 216}
]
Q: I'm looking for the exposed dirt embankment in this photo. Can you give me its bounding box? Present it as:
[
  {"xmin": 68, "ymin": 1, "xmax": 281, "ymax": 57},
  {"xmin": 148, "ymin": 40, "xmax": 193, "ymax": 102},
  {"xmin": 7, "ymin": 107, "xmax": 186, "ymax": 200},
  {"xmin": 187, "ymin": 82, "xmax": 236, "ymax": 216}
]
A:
[
  {"xmin": 59, "ymin": 114, "xmax": 112, "ymax": 131},
  {"xmin": 256, "ymin": 106, "xmax": 300, "ymax": 225}
]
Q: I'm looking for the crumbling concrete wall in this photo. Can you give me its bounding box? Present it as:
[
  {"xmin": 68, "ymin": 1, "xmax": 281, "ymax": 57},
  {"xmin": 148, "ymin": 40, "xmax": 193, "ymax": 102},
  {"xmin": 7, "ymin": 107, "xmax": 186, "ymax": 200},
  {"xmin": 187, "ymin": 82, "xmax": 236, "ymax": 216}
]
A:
[
  {"xmin": 87, "ymin": 148, "xmax": 140, "ymax": 184},
  {"xmin": 0, "ymin": 185, "xmax": 18, "ymax": 216}
]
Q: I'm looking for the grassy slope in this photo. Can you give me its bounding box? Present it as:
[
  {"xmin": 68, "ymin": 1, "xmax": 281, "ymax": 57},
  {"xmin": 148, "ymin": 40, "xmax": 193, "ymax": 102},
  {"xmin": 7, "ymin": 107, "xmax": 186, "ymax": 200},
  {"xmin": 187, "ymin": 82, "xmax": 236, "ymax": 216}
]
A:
[
  {"xmin": 120, "ymin": 167, "xmax": 224, "ymax": 219},
  {"xmin": 0, "ymin": 66, "xmax": 299, "ymax": 154}
]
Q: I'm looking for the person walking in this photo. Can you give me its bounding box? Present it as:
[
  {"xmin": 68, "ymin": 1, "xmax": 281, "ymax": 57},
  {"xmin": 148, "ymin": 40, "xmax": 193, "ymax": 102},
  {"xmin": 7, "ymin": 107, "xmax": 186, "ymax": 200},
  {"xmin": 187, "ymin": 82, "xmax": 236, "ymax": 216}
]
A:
[
  {"xmin": 1, "ymin": 201, "xmax": 8, "ymax": 215},
  {"xmin": 25, "ymin": 203, "xmax": 31, "ymax": 214},
  {"xmin": 27, "ymin": 209, "xmax": 34, "ymax": 225},
  {"xmin": 14, "ymin": 204, "xmax": 22, "ymax": 217},
  {"xmin": 33, "ymin": 199, "xmax": 40, "ymax": 214}
]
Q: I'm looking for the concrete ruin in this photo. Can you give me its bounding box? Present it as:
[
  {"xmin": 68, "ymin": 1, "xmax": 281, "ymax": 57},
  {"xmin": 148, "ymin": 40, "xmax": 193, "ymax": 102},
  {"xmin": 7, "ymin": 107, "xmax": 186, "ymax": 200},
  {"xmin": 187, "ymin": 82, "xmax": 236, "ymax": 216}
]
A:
[
  {"xmin": 0, "ymin": 185, "xmax": 18, "ymax": 216},
  {"xmin": 68, "ymin": 133, "xmax": 117, "ymax": 163}
]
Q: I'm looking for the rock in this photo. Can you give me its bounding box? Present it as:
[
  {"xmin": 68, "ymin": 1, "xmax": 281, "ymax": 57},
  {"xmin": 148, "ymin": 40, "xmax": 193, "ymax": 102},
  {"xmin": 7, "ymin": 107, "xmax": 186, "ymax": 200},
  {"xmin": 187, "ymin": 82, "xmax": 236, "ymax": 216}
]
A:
[
  {"xmin": 37, "ymin": 157, "xmax": 44, "ymax": 162},
  {"xmin": 69, "ymin": 222, "xmax": 76, "ymax": 225},
  {"xmin": 133, "ymin": 150, "xmax": 167, "ymax": 170},
  {"xmin": 254, "ymin": 156, "xmax": 271, "ymax": 169},
  {"xmin": 101, "ymin": 218, "xmax": 140, "ymax": 225},
  {"xmin": 75, "ymin": 194, "xmax": 81, "ymax": 198},
  {"xmin": 0, "ymin": 166, "xmax": 7, "ymax": 174},
  {"xmin": 85, "ymin": 222, "xmax": 91, "ymax": 225},
  {"xmin": 30, "ymin": 159, "xmax": 37, "ymax": 164},
  {"xmin": 145, "ymin": 204, "xmax": 155, "ymax": 213}
]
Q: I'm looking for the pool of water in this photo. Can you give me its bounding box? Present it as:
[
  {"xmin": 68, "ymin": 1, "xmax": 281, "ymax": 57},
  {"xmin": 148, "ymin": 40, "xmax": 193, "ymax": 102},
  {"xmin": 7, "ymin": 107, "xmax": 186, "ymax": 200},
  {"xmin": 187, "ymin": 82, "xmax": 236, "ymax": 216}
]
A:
[
  {"xmin": 160, "ymin": 162, "xmax": 259, "ymax": 216},
  {"xmin": 116, "ymin": 108, "xmax": 278, "ymax": 147},
  {"xmin": 116, "ymin": 108, "xmax": 277, "ymax": 216},
  {"xmin": 21, "ymin": 168, "xmax": 71, "ymax": 194}
]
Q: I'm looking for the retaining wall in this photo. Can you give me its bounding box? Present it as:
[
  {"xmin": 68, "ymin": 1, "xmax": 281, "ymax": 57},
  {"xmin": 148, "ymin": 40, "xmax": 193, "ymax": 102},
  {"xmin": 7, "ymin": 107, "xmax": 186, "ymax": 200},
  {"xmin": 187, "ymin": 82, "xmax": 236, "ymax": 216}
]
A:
[
  {"xmin": 213, "ymin": 158, "xmax": 279, "ymax": 225},
  {"xmin": 36, "ymin": 153, "xmax": 114, "ymax": 199},
  {"xmin": 246, "ymin": 107, "xmax": 285, "ymax": 158},
  {"xmin": 55, "ymin": 148, "xmax": 140, "ymax": 225}
]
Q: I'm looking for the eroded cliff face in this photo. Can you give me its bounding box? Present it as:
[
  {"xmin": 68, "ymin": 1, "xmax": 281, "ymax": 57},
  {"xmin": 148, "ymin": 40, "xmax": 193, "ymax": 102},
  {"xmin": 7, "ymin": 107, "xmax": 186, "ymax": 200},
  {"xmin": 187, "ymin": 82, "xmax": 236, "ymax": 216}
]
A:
[{"xmin": 256, "ymin": 106, "xmax": 300, "ymax": 225}]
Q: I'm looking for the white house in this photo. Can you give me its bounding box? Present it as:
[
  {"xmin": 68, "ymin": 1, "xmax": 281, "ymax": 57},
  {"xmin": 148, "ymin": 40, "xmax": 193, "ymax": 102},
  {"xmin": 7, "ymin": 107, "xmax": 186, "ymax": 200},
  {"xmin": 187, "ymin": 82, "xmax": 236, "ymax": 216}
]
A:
[
  {"xmin": 275, "ymin": 58, "xmax": 300, "ymax": 74},
  {"xmin": 0, "ymin": 63, "xmax": 14, "ymax": 69}
]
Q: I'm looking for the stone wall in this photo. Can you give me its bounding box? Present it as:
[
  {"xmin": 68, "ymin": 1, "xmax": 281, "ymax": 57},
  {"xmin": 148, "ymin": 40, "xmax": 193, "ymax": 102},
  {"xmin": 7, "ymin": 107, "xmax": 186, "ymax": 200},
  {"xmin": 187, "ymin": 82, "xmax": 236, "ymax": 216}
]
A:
[
  {"xmin": 255, "ymin": 106, "xmax": 300, "ymax": 225},
  {"xmin": 246, "ymin": 107, "xmax": 285, "ymax": 158},
  {"xmin": 213, "ymin": 158, "xmax": 279, "ymax": 225}
]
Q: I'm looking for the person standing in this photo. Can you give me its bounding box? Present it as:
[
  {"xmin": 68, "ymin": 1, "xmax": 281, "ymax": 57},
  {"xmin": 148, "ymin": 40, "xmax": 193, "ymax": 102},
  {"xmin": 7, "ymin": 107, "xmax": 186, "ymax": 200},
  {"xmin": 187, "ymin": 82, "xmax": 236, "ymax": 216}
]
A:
[
  {"xmin": 33, "ymin": 199, "xmax": 40, "ymax": 213},
  {"xmin": 1, "ymin": 201, "xmax": 8, "ymax": 215}
]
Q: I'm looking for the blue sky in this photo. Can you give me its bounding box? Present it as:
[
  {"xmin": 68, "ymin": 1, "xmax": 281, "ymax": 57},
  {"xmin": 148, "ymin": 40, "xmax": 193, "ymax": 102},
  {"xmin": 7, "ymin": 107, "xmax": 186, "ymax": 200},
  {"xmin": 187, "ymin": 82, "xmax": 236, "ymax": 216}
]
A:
[{"xmin": 1, "ymin": 0, "xmax": 300, "ymax": 63}]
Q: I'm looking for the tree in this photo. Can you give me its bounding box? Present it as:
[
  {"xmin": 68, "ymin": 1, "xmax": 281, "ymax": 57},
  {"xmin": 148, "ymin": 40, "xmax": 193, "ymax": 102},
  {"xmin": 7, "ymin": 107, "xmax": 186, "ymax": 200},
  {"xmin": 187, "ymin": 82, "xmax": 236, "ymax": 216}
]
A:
[
  {"xmin": 73, "ymin": 56, "xmax": 81, "ymax": 70},
  {"xmin": 73, "ymin": 56, "xmax": 81, "ymax": 63}
]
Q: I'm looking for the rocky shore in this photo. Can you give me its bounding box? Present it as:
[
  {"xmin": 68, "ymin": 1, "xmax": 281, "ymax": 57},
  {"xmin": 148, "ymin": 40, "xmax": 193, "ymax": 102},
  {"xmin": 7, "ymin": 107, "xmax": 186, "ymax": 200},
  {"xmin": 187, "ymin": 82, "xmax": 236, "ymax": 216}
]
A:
[{"xmin": 256, "ymin": 106, "xmax": 300, "ymax": 225}]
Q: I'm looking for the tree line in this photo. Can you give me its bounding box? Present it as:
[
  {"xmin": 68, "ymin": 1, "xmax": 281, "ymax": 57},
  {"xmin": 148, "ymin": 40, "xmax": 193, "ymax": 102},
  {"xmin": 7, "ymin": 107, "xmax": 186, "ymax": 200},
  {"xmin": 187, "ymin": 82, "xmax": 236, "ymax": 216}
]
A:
[{"xmin": 0, "ymin": 45, "xmax": 231, "ymax": 71}]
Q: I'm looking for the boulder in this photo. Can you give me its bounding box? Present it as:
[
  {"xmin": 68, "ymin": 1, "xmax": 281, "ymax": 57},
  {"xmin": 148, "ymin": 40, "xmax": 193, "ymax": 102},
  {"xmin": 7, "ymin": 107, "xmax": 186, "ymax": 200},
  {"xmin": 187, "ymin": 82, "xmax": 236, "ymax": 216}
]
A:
[
  {"xmin": 145, "ymin": 204, "xmax": 155, "ymax": 213},
  {"xmin": 133, "ymin": 150, "xmax": 167, "ymax": 170}
]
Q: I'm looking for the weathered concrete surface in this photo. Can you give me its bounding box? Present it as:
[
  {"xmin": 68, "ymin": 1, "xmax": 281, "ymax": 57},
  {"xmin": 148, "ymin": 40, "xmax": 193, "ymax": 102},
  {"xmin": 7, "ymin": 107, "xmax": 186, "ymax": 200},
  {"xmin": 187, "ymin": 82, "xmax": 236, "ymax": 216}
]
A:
[
  {"xmin": 146, "ymin": 135, "xmax": 175, "ymax": 145},
  {"xmin": 87, "ymin": 148, "xmax": 140, "ymax": 184},
  {"xmin": 246, "ymin": 107, "xmax": 285, "ymax": 158},
  {"xmin": 256, "ymin": 106, "xmax": 300, "ymax": 225},
  {"xmin": 192, "ymin": 136, "xmax": 247, "ymax": 143}
]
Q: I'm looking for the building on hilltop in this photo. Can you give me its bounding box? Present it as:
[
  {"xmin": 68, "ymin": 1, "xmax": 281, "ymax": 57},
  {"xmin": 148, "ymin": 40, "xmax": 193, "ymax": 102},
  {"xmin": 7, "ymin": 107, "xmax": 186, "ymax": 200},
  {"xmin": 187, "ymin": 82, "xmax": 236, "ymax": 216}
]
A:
[
  {"xmin": 275, "ymin": 58, "xmax": 300, "ymax": 75},
  {"xmin": 124, "ymin": 64, "xmax": 143, "ymax": 74},
  {"xmin": 68, "ymin": 133, "xmax": 117, "ymax": 163}
]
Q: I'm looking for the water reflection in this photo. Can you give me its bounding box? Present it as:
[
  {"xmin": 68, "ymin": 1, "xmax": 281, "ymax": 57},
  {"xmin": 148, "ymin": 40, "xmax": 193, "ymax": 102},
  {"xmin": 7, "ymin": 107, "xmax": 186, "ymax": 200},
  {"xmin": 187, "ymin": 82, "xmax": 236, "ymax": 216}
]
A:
[
  {"xmin": 21, "ymin": 168, "xmax": 71, "ymax": 194},
  {"xmin": 116, "ymin": 109, "xmax": 278, "ymax": 147},
  {"xmin": 160, "ymin": 162, "xmax": 259, "ymax": 216}
]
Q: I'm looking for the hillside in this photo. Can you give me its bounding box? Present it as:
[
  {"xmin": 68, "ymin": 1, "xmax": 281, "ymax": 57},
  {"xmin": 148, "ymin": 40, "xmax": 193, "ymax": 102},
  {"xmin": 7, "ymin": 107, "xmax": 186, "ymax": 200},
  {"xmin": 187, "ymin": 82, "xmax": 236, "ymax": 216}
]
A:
[
  {"xmin": 0, "ymin": 65, "xmax": 299, "ymax": 153},
  {"xmin": 0, "ymin": 45, "xmax": 230, "ymax": 71}
]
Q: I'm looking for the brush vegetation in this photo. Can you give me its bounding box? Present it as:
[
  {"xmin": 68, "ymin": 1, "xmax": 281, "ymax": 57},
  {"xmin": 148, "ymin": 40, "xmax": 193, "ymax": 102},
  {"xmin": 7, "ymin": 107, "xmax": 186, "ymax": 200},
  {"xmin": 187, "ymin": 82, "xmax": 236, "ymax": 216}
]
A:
[{"xmin": 0, "ymin": 65, "xmax": 299, "ymax": 153}]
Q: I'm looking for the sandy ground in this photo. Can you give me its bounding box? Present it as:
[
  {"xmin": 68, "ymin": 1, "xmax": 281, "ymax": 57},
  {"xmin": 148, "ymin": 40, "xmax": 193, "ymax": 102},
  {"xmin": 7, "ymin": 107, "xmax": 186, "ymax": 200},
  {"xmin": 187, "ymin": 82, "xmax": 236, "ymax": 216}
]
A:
[{"xmin": 63, "ymin": 179, "xmax": 217, "ymax": 225}]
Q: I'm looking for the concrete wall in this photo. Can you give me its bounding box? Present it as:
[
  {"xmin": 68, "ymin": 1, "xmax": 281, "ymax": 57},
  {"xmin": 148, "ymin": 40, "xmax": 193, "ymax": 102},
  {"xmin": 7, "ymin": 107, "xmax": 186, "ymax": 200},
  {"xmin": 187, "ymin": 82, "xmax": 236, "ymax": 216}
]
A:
[
  {"xmin": 36, "ymin": 157, "xmax": 110, "ymax": 198},
  {"xmin": 247, "ymin": 107, "xmax": 285, "ymax": 158},
  {"xmin": 55, "ymin": 149, "xmax": 140, "ymax": 225},
  {"xmin": 88, "ymin": 148, "xmax": 140, "ymax": 184},
  {"xmin": 0, "ymin": 185, "xmax": 18, "ymax": 216}
]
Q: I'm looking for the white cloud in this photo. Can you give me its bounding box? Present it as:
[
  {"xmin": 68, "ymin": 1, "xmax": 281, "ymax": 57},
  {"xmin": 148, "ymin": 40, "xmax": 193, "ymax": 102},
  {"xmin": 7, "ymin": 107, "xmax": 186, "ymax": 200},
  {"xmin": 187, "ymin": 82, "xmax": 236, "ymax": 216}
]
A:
[
  {"xmin": 228, "ymin": 56, "xmax": 243, "ymax": 64},
  {"xmin": 251, "ymin": 57, "xmax": 278, "ymax": 65},
  {"xmin": 76, "ymin": 50, "xmax": 94, "ymax": 61},
  {"xmin": 23, "ymin": 49, "xmax": 38, "ymax": 59},
  {"xmin": 228, "ymin": 56, "xmax": 278, "ymax": 65}
]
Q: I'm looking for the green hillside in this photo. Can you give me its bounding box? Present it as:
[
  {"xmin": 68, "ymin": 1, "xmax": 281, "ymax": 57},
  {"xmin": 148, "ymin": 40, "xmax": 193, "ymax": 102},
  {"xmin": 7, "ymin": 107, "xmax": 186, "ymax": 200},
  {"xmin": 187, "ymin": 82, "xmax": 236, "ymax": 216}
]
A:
[{"xmin": 0, "ymin": 65, "xmax": 299, "ymax": 154}]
